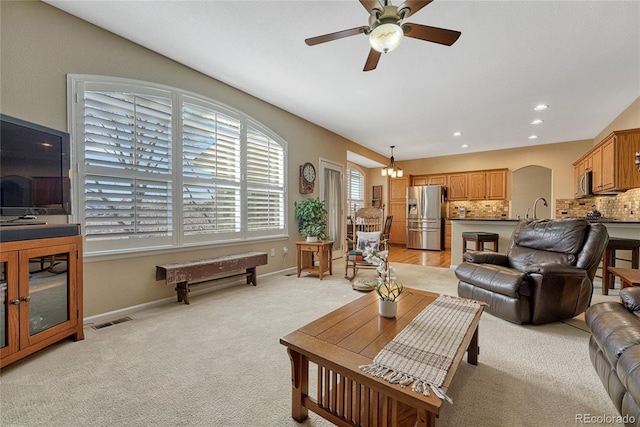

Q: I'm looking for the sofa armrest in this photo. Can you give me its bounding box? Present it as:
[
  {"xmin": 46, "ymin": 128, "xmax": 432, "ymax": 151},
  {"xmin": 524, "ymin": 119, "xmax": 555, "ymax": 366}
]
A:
[
  {"xmin": 463, "ymin": 251, "xmax": 509, "ymax": 265},
  {"xmin": 525, "ymin": 263, "xmax": 587, "ymax": 278},
  {"xmin": 620, "ymin": 287, "xmax": 640, "ymax": 313},
  {"xmin": 525, "ymin": 263, "xmax": 591, "ymax": 324}
]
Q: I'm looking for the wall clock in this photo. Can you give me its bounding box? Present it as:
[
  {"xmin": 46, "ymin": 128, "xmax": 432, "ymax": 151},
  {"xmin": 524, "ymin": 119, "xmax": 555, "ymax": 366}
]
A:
[{"xmin": 299, "ymin": 162, "xmax": 316, "ymax": 194}]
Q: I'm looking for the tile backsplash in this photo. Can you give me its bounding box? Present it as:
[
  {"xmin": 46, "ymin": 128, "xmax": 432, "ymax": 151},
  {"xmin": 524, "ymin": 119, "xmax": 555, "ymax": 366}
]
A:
[
  {"xmin": 556, "ymin": 188, "xmax": 640, "ymax": 221},
  {"xmin": 448, "ymin": 200, "xmax": 510, "ymax": 219}
]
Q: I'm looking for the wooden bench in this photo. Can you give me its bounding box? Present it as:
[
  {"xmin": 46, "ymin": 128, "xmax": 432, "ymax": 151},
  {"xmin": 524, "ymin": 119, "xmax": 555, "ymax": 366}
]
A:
[{"xmin": 156, "ymin": 252, "xmax": 268, "ymax": 304}]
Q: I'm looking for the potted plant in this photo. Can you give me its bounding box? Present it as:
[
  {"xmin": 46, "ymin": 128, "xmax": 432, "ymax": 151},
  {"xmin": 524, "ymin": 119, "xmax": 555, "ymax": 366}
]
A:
[
  {"xmin": 363, "ymin": 248, "xmax": 404, "ymax": 318},
  {"xmin": 294, "ymin": 197, "xmax": 328, "ymax": 242}
]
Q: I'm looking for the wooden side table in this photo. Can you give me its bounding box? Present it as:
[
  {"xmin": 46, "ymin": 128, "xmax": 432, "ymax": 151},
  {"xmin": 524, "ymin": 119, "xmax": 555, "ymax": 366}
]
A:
[{"xmin": 296, "ymin": 240, "xmax": 333, "ymax": 280}]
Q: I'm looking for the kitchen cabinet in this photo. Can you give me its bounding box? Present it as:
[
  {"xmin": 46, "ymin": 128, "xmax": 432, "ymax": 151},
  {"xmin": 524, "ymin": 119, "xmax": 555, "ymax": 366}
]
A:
[
  {"xmin": 574, "ymin": 128, "xmax": 640, "ymax": 195},
  {"xmin": 592, "ymin": 146, "xmax": 603, "ymax": 192},
  {"xmin": 444, "ymin": 220, "xmax": 452, "ymax": 249},
  {"xmin": 1, "ymin": 231, "xmax": 83, "ymax": 368},
  {"xmin": 487, "ymin": 169, "xmax": 507, "ymax": 200},
  {"xmin": 573, "ymin": 154, "xmax": 593, "ymax": 197},
  {"xmin": 447, "ymin": 173, "xmax": 468, "ymax": 201},
  {"xmin": 410, "ymin": 174, "xmax": 447, "ymax": 186},
  {"xmin": 389, "ymin": 177, "xmax": 408, "ymax": 245},
  {"xmin": 601, "ymin": 136, "xmax": 616, "ymax": 191},
  {"xmin": 428, "ymin": 175, "xmax": 447, "ymax": 186},
  {"xmin": 389, "ymin": 202, "xmax": 406, "ymax": 245},
  {"xmin": 390, "ymin": 176, "xmax": 408, "ymax": 201},
  {"xmin": 468, "ymin": 172, "xmax": 486, "ymax": 200},
  {"xmin": 465, "ymin": 169, "xmax": 506, "ymax": 200},
  {"xmin": 411, "ymin": 175, "xmax": 427, "ymax": 186},
  {"xmin": 411, "ymin": 169, "xmax": 507, "ymax": 201}
]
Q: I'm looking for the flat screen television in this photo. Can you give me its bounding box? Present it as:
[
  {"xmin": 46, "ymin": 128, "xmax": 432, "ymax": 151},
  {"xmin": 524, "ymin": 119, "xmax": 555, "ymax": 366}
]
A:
[{"xmin": 0, "ymin": 114, "xmax": 72, "ymax": 216}]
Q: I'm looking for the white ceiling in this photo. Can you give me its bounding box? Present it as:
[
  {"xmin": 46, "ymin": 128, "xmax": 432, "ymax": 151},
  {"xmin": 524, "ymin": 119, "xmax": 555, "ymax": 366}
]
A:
[{"xmin": 46, "ymin": 0, "xmax": 640, "ymax": 163}]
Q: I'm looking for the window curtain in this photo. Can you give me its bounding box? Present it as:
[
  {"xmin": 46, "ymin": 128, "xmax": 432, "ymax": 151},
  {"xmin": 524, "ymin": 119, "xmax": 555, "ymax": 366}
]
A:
[{"xmin": 324, "ymin": 168, "xmax": 342, "ymax": 253}]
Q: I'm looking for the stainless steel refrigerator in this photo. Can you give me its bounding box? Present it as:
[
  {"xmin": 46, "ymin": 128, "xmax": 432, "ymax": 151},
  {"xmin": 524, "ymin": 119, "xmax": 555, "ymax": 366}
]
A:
[{"xmin": 406, "ymin": 185, "xmax": 446, "ymax": 250}]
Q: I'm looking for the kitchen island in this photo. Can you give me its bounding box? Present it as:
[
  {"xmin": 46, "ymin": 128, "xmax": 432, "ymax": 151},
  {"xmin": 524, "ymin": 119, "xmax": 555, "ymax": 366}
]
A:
[{"xmin": 450, "ymin": 218, "xmax": 640, "ymax": 268}]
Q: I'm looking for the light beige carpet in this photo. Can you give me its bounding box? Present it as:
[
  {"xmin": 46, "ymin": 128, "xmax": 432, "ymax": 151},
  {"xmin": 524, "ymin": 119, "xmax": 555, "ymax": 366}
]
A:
[{"xmin": 0, "ymin": 260, "xmax": 623, "ymax": 427}]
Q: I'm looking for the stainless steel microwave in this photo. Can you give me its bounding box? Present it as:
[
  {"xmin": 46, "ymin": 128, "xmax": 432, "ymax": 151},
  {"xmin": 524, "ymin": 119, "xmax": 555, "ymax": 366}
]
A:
[{"xmin": 577, "ymin": 171, "xmax": 592, "ymax": 197}]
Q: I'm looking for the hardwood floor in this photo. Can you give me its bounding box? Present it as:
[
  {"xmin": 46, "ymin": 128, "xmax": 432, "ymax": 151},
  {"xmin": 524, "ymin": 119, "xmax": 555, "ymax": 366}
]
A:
[{"xmin": 387, "ymin": 244, "xmax": 451, "ymax": 268}]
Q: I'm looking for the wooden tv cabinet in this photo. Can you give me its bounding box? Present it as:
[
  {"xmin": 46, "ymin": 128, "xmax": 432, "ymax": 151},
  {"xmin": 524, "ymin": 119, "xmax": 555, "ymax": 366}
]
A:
[{"xmin": 0, "ymin": 224, "xmax": 84, "ymax": 368}]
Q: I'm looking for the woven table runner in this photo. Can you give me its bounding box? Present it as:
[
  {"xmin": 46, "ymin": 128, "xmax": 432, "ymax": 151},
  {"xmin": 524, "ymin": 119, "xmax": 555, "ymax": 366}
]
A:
[{"xmin": 360, "ymin": 295, "xmax": 482, "ymax": 403}]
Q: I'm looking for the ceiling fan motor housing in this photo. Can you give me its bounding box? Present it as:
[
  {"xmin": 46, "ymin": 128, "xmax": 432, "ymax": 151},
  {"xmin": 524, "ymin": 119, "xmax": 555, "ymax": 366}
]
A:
[{"xmin": 369, "ymin": 5, "xmax": 402, "ymax": 29}]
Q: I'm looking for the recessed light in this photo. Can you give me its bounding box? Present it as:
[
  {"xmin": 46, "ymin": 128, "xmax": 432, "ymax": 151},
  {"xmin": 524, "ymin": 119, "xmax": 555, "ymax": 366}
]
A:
[
  {"xmin": 534, "ymin": 104, "xmax": 549, "ymax": 111},
  {"xmin": 453, "ymin": 132, "xmax": 463, "ymax": 136},
  {"xmin": 528, "ymin": 135, "xmax": 539, "ymax": 140},
  {"xmin": 531, "ymin": 119, "xmax": 544, "ymax": 125},
  {"xmin": 461, "ymin": 144, "xmax": 469, "ymax": 148}
]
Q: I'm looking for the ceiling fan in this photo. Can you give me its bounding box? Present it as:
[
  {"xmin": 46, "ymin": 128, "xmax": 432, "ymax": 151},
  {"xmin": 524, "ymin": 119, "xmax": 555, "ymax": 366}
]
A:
[{"xmin": 305, "ymin": 0, "xmax": 461, "ymax": 71}]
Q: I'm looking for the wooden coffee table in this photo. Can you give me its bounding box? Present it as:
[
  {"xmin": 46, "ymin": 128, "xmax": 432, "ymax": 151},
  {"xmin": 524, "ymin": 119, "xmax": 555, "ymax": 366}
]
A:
[{"xmin": 280, "ymin": 288, "xmax": 483, "ymax": 427}]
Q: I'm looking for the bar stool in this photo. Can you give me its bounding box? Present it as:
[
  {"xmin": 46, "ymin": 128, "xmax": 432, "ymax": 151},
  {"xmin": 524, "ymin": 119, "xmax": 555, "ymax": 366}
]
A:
[
  {"xmin": 462, "ymin": 232, "xmax": 499, "ymax": 261},
  {"xmin": 601, "ymin": 237, "xmax": 640, "ymax": 295}
]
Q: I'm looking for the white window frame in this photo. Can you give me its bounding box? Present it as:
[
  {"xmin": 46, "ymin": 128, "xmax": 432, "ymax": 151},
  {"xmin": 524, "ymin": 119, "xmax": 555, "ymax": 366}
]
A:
[{"xmin": 68, "ymin": 75, "xmax": 288, "ymax": 256}]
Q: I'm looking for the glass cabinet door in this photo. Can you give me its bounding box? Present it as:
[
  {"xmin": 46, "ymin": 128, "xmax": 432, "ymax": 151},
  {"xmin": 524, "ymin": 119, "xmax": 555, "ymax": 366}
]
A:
[{"xmin": 20, "ymin": 244, "xmax": 77, "ymax": 346}]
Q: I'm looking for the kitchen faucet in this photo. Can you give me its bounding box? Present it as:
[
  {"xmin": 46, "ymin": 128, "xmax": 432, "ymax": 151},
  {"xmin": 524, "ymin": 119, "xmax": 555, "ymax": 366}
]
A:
[{"xmin": 532, "ymin": 197, "xmax": 548, "ymax": 219}]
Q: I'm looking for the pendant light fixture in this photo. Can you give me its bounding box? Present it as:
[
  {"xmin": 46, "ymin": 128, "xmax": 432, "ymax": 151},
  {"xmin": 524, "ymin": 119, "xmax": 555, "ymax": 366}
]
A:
[{"xmin": 381, "ymin": 145, "xmax": 403, "ymax": 178}]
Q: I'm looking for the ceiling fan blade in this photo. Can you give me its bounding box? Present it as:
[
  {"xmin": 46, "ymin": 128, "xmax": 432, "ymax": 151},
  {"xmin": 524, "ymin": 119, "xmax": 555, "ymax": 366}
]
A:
[
  {"xmin": 359, "ymin": 0, "xmax": 383, "ymax": 13},
  {"xmin": 363, "ymin": 49, "xmax": 381, "ymax": 72},
  {"xmin": 403, "ymin": 23, "xmax": 461, "ymax": 46},
  {"xmin": 305, "ymin": 26, "xmax": 369, "ymax": 46},
  {"xmin": 397, "ymin": 0, "xmax": 434, "ymax": 19}
]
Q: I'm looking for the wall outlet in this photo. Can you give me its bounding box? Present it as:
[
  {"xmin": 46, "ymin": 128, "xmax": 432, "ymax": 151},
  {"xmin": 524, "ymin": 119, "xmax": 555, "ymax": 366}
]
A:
[
  {"xmin": 270, "ymin": 248, "xmax": 276, "ymax": 257},
  {"xmin": 282, "ymin": 246, "xmax": 288, "ymax": 255}
]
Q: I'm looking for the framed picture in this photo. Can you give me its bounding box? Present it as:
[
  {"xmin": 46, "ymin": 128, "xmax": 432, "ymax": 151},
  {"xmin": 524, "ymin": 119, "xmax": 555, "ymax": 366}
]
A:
[{"xmin": 372, "ymin": 185, "xmax": 382, "ymax": 208}]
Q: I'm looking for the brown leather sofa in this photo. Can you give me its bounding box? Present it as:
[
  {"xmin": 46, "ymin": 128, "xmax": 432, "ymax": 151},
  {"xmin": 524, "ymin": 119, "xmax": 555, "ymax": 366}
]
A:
[
  {"xmin": 455, "ymin": 219, "xmax": 609, "ymax": 324},
  {"xmin": 586, "ymin": 287, "xmax": 640, "ymax": 426}
]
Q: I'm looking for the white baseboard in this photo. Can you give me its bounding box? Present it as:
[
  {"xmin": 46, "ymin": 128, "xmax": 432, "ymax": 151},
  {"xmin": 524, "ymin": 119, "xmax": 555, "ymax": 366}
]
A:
[{"xmin": 83, "ymin": 266, "xmax": 297, "ymax": 326}]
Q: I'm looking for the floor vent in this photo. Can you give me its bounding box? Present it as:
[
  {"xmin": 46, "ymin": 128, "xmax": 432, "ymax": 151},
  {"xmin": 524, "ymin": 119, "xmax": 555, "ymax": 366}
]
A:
[{"xmin": 92, "ymin": 317, "xmax": 132, "ymax": 330}]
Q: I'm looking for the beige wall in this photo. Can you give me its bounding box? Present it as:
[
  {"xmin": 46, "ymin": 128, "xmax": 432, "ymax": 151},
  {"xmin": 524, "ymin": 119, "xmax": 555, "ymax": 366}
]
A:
[
  {"xmin": 594, "ymin": 97, "xmax": 640, "ymax": 143},
  {"xmin": 0, "ymin": 1, "xmax": 386, "ymax": 316}
]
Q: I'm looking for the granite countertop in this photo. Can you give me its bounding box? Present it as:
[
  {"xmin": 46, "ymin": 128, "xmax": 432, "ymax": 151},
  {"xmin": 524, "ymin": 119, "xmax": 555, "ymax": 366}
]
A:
[
  {"xmin": 447, "ymin": 218, "xmax": 519, "ymax": 222},
  {"xmin": 447, "ymin": 217, "xmax": 640, "ymax": 224}
]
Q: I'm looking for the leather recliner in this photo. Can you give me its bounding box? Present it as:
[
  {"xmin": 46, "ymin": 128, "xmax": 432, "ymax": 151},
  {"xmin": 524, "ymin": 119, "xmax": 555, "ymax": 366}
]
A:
[{"xmin": 455, "ymin": 219, "xmax": 609, "ymax": 324}]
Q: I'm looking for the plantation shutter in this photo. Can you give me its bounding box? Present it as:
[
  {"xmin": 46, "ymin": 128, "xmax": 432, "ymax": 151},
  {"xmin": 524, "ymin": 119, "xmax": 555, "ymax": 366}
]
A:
[
  {"xmin": 182, "ymin": 101, "xmax": 241, "ymax": 235},
  {"xmin": 347, "ymin": 167, "xmax": 365, "ymax": 216},
  {"xmin": 83, "ymin": 90, "xmax": 173, "ymax": 241},
  {"xmin": 246, "ymin": 124, "xmax": 285, "ymax": 232},
  {"xmin": 71, "ymin": 76, "xmax": 288, "ymax": 254}
]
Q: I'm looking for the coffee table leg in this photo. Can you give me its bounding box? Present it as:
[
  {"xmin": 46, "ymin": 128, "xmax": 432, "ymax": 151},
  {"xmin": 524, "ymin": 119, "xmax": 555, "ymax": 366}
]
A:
[
  {"xmin": 287, "ymin": 348, "xmax": 309, "ymax": 422},
  {"xmin": 467, "ymin": 326, "xmax": 479, "ymax": 365},
  {"xmin": 417, "ymin": 409, "xmax": 437, "ymax": 427}
]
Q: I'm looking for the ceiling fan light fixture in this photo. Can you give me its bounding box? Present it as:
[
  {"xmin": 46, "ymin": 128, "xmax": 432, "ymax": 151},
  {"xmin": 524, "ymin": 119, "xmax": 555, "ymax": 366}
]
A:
[{"xmin": 369, "ymin": 22, "xmax": 404, "ymax": 53}]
